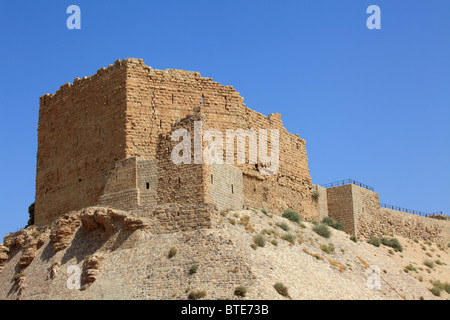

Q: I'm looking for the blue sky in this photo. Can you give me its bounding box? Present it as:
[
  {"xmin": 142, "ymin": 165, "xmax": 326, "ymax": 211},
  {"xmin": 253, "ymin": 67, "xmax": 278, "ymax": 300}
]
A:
[{"xmin": 0, "ymin": 1, "xmax": 449, "ymax": 241}]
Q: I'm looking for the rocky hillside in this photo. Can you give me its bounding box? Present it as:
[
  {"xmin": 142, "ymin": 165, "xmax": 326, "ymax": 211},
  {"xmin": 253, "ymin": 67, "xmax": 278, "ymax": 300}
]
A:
[{"xmin": 0, "ymin": 206, "xmax": 448, "ymax": 300}]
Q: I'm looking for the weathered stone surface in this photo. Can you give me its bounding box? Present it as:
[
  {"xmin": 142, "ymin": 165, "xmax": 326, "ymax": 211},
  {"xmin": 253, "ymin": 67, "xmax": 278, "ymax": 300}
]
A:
[
  {"xmin": 0, "ymin": 245, "xmax": 9, "ymax": 273},
  {"xmin": 50, "ymin": 212, "xmax": 81, "ymax": 252},
  {"xmin": 0, "ymin": 208, "xmax": 445, "ymax": 300},
  {"xmin": 5, "ymin": 57, "xmax": 446, "ymax": 301},
  {"xmin": 34, "ymin": 58, "xmax": 319, "ymax": 226},
  {"xmin": 47, "ymin": 262, "xmax": 60, "ymax": 280},
  {"xmin": 81, "ymin": 254, "xmax": 104, "ymax": 290},
  {"xmin": 323, "ymin": 183, "xmax": 450, "ymax": 245},
  {"xmin": 2, "ymin": 227, "xmax": 49, "ymax": 273},
  {"xmin": 80, "ymin": 207, "xmax": 120, "ymax": 233}
]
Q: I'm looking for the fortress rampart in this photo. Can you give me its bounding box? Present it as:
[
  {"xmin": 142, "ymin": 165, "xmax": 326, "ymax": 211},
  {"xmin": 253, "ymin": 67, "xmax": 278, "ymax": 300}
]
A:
[{"xmin": 319, "ymin": 181, "xmax": 450, "ymax": 245}]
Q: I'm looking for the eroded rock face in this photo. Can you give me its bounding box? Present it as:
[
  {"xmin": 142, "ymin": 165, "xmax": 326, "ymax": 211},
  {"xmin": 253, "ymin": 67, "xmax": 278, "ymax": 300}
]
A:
[
  {"xmin": 124, "ymin": 216, "xmax": 150, "ymax": 231},
  {"xmin": 0, "ymin": 245, "xmax": 9, "ymax": 273},
  {"xmin": 0, "ymin": 206, "xmax": 152, "ymax": 298},
  {"xmin": 2, "ymin": 227, "xmax": 48, "ymax": 273},
  {"xmin": 0, "ymin": 206, "xmax": 149, "ymax": 280},
  {"xmin": 47, "ymin": 262, "xmax": 60, "ymax": 280},
  {"xmin": 79, "ymin": 207, "xmax": 149, "ymax": 233},
  {"xmin": 48, "ymin": 207, "xmax": 150, "ymax": 253},
  {"xmin": 4, "ymin": 229, "xmax": 29, "ymax": 249},
  {"xmin": 50, "ymin": 211, "xmax": 82, "ymax": 252},
  {"xmin": 80, "ymin": 207, "xmax": 124, "ymax": 233},
  {"xmin": 81, "ymin": 254, "xmax": 103, "ymax": 290},
  {"xmin": 19, "ymin": 245, "xmax": 37, "ymax": 270},
  {"xmin": 14, "ymin": 274, "xmax": 26, "ymax": 299}
]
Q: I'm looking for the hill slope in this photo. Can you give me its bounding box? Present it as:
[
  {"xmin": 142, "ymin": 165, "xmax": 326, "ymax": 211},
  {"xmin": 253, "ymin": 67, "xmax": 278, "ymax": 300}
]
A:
[{"xmin": 0, "ymin": 207, "xmax": 448, "ymax": 300}]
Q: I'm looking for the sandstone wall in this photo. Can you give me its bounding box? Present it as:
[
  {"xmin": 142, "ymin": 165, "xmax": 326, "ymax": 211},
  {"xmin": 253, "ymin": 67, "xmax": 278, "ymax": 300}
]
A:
[
  {"xmin": 99, "ymin": 157, "xmax": 159, "ymax": 211},
  {"xmin": 103, "ymin": 157, "xmax": 137, "ymax": 194},
  {"xmin": 208, "ymin": 164, "xmax": 244, "ymax": 211},
  {"xmin": 142, "ymin": 203, "xmax": 220, "ymax": 234},
  {"xmin": 124, "ymin": 58, "xmax": 317, "ymax": 218},
  {"xmin": 346, "ymin": 185, "xmax": 449, "ymax": 245},
  {"xmin": 136, "ymin": 159, "xmax": 158, "ymax": 207},
  {"xmin": 313, "ymin": 185, "xmax": 328, "ymax": 220},
  {"xmin": 323, "ymin": 183, "xmax": 449, "ymax": 245},
  {"xmin": 327, "ymin": 184, "xmax": 356, "ymax": 236},
  {"xmin": 124, "ymin": 59, "xmax": 245, "ymax": 159},
  {"xmin": 352, "ymin": 185, "xmax": 381, "ymax": 237},
  {"xmin": 357, "ymin": 207, "xmax": 450, "ymax": 245},
  {"xmin": 155, "ymin": 112, "xmax": 207, "ymax": 206},
  {"xmin": 35, "ymin": 61, "xmax": 129, "ymax": 225},
  {"xmin": 36, "ymin": 58, "xmax": 317, "ymax": 226},
  {"xmin": 203, "ymin": 105, "xmax": 315, "ymax": 218}
]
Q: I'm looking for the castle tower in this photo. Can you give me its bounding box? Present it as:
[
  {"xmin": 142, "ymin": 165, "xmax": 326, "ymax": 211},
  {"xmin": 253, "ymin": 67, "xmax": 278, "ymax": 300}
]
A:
[{"xmin": 35, "ymin": 58, "xmax": 317, "ymax": 226}]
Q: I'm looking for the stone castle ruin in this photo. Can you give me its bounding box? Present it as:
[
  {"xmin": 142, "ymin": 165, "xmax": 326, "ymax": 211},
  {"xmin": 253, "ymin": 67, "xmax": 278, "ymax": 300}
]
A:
[
  {"xmin": 35, "ymin": 58, "xmax": 449, "ymax": 243},
  {"xmin": 35, "ymin": 58, "xmax": 317, "ymax": 230}
]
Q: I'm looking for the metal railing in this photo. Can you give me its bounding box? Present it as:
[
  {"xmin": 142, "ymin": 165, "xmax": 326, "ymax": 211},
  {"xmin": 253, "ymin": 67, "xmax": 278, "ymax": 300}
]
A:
[
  {"xmin": 380, "ymin": 203, "xmax": 430, "ymax": 217},
  {"xmin": 321, "ymin": 179, "xmax": 374, "ymax": 192},
  {"xmin": 380, "ymin": 204, "xmax": 448, "ymax": 219},
  {"xmin": 320, "ymin": 178, "xmax": 447, "ymax": 219}
]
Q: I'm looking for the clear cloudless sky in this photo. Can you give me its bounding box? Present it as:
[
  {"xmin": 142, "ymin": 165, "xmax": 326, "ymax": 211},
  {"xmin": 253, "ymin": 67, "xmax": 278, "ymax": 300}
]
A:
[{"xmin": 0, "ymin": 0, "xmax": 449, "ymax": 241}]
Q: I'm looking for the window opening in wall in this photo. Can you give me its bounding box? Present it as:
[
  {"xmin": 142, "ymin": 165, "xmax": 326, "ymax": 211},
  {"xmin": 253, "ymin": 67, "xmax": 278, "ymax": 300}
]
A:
[
  {"xmin": 211, "ymin": 174, "xmax": 213, "ymax": 184},
  {"xmin": 224, "ymin": 96, "xmax": 227, "ymax": 105},
  {"xmin": 231, "ymin": 184, "xmax": 234, "ymax": 194},
  {"xmin": 178, "ymin": 177, "xmax": 181, "ymax": 187},
  {"xmin": 172, "ymin": 94, "xmax": 174, "ymax": 104},
  {"xmin": 146, "ymin": 182, "xmax": 150, "ymax": 190},
  {"xmin": 202, "ymin": 94, "xmax": 205, "ymax": 105}
]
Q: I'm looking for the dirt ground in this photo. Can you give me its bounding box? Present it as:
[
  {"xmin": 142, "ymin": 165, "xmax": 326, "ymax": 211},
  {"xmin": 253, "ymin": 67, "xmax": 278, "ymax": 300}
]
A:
[{"xmin": 381, "ymin": 235, "xmax": 450, "ymax": 298}]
